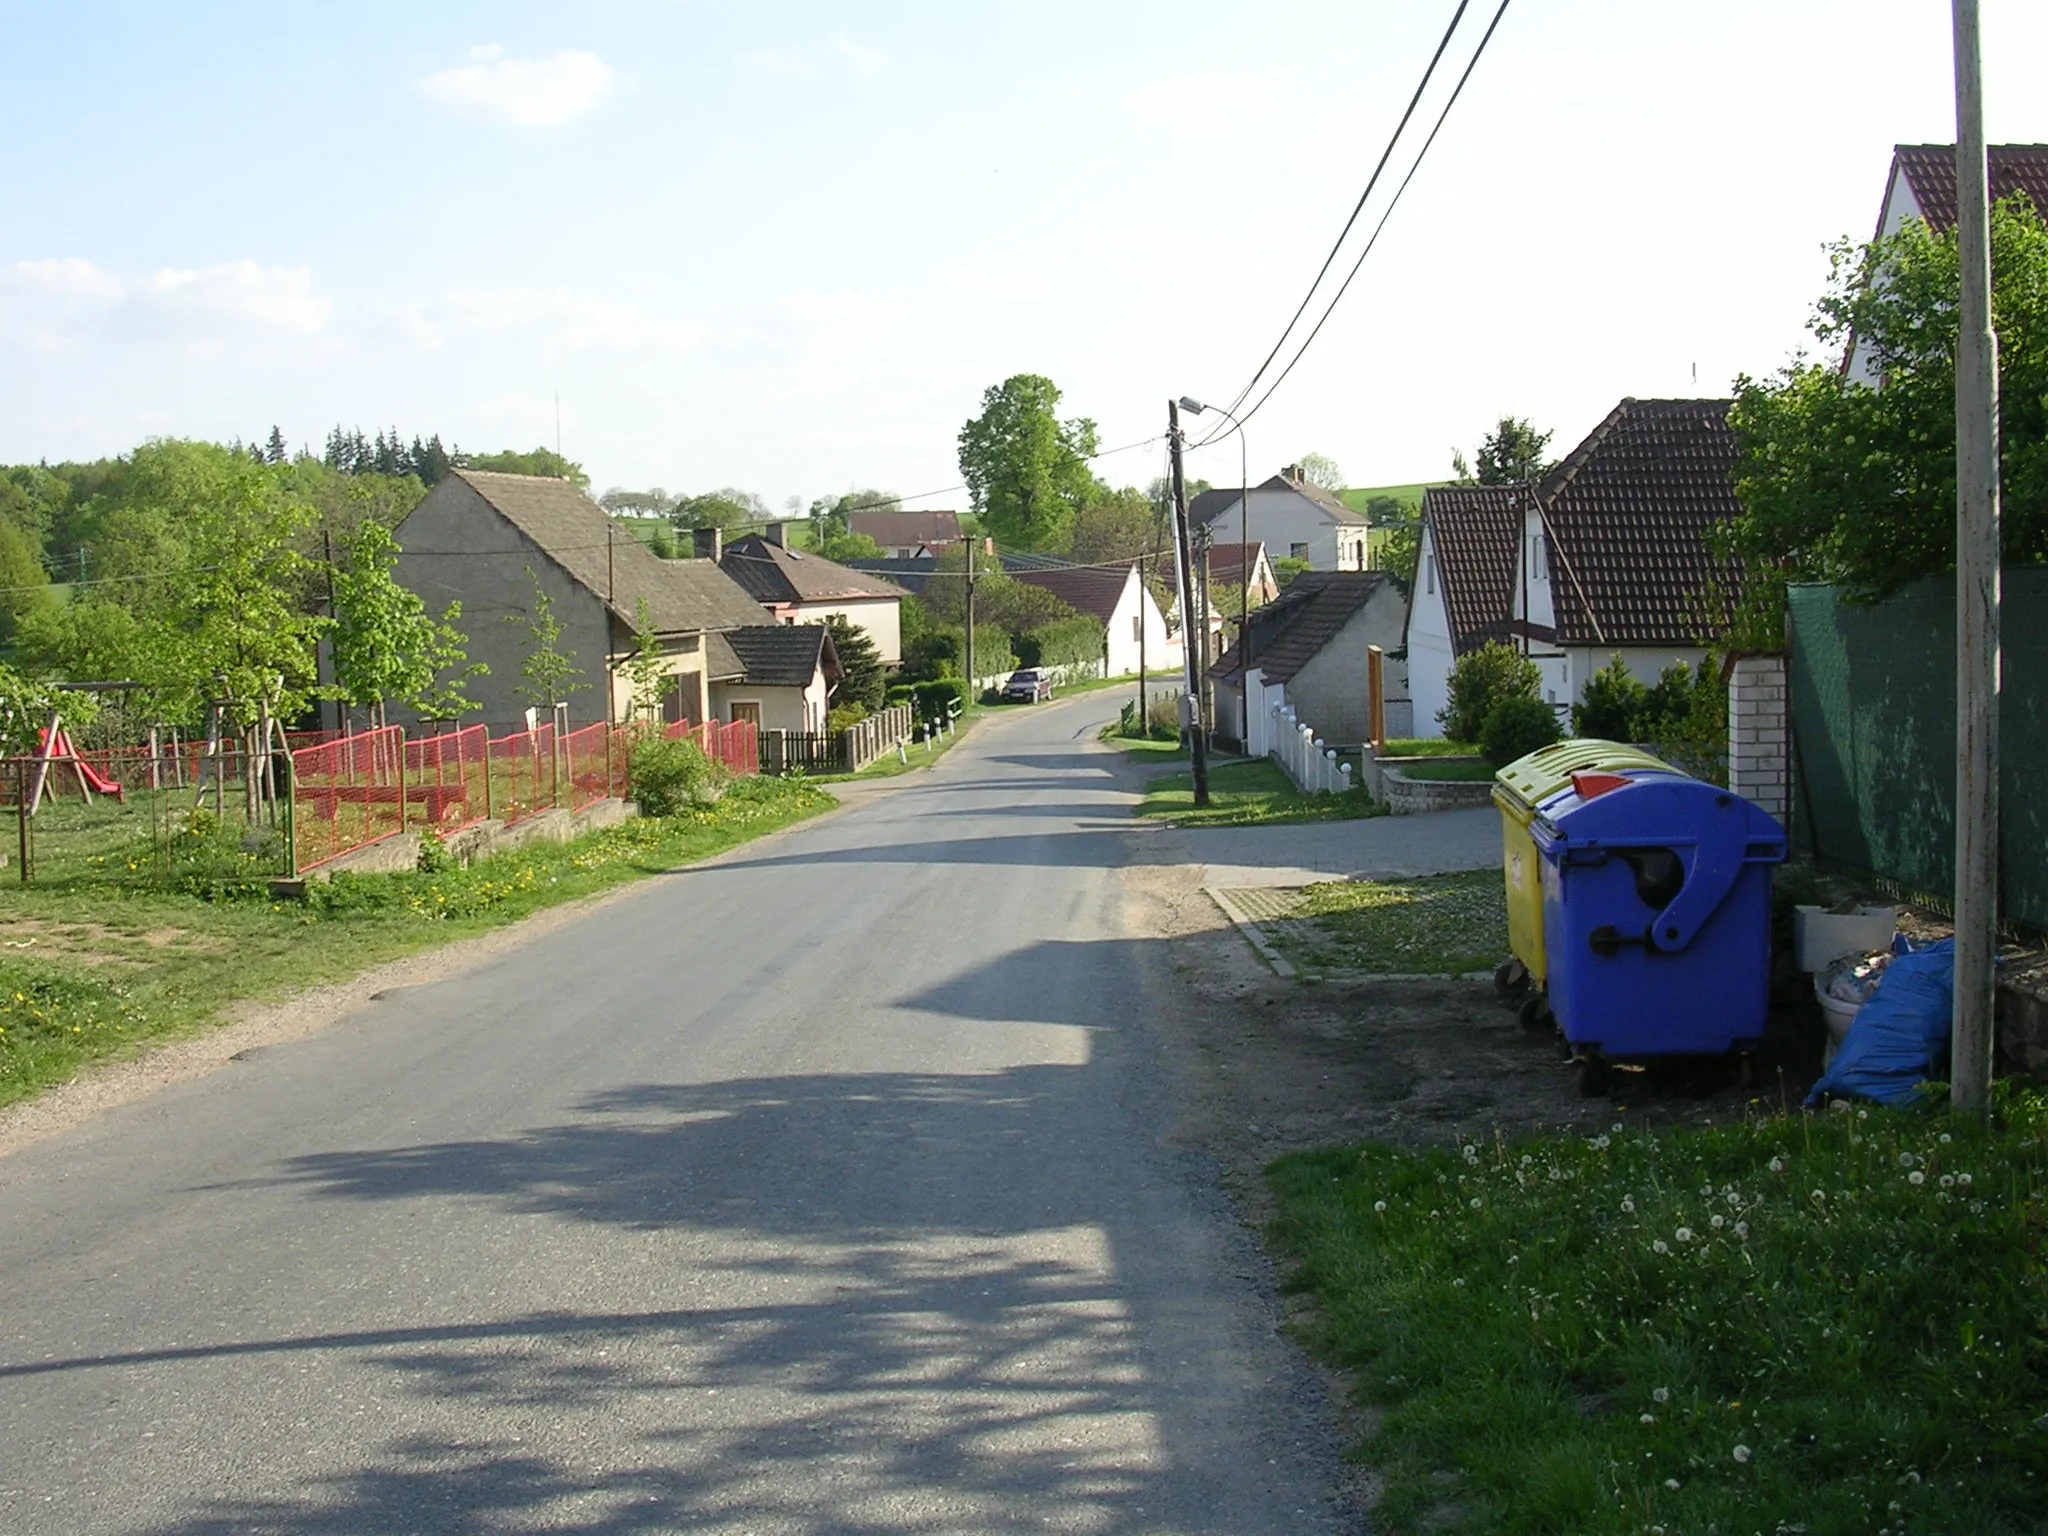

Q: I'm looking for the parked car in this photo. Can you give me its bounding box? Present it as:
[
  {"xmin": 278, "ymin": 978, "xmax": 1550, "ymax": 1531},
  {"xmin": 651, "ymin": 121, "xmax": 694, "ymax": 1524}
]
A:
[{"xmin": 1002, "ymin": 668, "xmax": 1053, "ymax": 703}]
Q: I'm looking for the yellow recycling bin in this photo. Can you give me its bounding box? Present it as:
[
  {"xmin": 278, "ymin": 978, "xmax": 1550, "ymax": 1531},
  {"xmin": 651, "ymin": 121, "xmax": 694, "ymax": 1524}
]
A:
[{"xmin": 1492, "ymin": 739, "xmax": 1677, "ymax": 989}]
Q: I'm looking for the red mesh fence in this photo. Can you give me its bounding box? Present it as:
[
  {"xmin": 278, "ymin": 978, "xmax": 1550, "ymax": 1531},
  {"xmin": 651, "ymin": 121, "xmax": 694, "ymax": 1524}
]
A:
[
  {"xmin": 402, "ymin": 724, "xmax": 489, "ymax": 835},
  {"xmin": 662, "ymin": 718, "xmax": 758, "ymax": 777},
  {"xmin": 486, "ymin": 723, "xmax": 557, "ymax": 826},
  {"xmin": 562, "ymin": 723, "xmax": 618, "ymax": 812},
  {"xmin": 291, "ymin": 726, "xmax": 405, "ymax": 872}
]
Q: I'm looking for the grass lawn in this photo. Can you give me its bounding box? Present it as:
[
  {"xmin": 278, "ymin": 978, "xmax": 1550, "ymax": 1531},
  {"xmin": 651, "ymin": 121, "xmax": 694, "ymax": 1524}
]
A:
[
  {"xmin": 0, "ymin": 776, "xmax": 834, "ymax": 1111},
  {"xmin": 1380, "ymin": 737, "xmax": 1481, "ymax": 758},
  {"xmin": 1339, "ymin": 482, "xmax": 1444, "ymax": 514},
  {"xmin": 1396, "ymin": 759, "xmax": 1497, "ymax": 783},
  {"xmin": 1136, "ymin": 756, "xmax": 1381, "ymax": 828},
  {"xmin": 1270, "ymin": 1097, "xmax": 2048, "ymax": 1534},
  {"xmin": 1248, "ymin": 868, "xmax": 1505, "ymax": 977}
]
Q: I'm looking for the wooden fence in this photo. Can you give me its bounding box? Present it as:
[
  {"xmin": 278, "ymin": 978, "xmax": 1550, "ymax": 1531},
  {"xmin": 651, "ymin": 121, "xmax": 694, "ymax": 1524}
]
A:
[{"xmin": 758, "ymin": 704, "xmax": 913, "ymax": 776}]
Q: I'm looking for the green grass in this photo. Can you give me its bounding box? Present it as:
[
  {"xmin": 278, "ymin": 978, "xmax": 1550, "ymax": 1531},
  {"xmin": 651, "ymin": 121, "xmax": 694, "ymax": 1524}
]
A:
[
  {"xmin": 1396, "ymin": 760, "xmax": 1497, "ymax": 783},
  {"xmin": 1339, "ymin": 482, "xmax": 1444, "ymax": 515},
  {"xmin": 0, "ymin": 776, "xmax": 834, "ymax": 1111},
  {"xmin": 810, "ymin": 704, "xmax": 996, "ymax": 782},
  {"xmin": 1136, "ymin": 756, "xmax": 1381, "ymax": 827},
  {"xmin": 1381, "ymin": 737, "xmax": 1481, "ymax": 758},
  {"xmin": 1268, "ymin": 1096, "xmax": 2048, "ymax": 1534},
  {"xmin": 1251, "ymin": 868, "xmax": 1505, "ymax": 976}
]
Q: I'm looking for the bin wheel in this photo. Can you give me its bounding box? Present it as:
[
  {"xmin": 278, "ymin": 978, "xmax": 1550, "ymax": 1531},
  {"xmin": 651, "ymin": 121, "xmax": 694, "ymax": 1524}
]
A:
[
  {"xmin": 1575, "ymin": 1055, "xmax": 1613, "ymax": 1098},
  {"xmin": 1493, "ymin": 959, "xmax": 1530, "ymax": 1004},
  {"xmin": 1517, "ymin": 991, "xmax": 1554, "ymax": 1036}
]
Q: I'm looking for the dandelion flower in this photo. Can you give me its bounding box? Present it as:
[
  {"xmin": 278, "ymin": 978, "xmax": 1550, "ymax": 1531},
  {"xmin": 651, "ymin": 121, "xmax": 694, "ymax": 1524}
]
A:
[
  {"xmin": 1710, "ymin": 1214, "xmax": 1726, "ymax": 1230},
  {"xmin": 1938, "ymin": 1132, "xmax": 1952, "ymax": 1145},
  {"xmin": 1374, "ymin": 1200, "xmax": 1388, "ymax": 1214},
  {"xmin": 1664, "ymin": 1477, "xmax": 1681, "ymax": 1491},
  {"xmin": 1733, "ymin": 1444, "xmax": 1752, "ymax": 1464},
  {"xmin": 1812, "ymin": 1189, "xmax": 1827, "ymax": 1202},
  {"xmin": 1653, "ymin": 1239, "xmax": 1670, "ymax": 1255},
  {"xmin": 1734, "ymin": 1221, "xmax": 1749, "ymax": 1239},
  {"xmin": 1908, "ymin": 1170, "xmax": 1925, "ymax": 1186},
  {"xmin": 1675, "ymin": 1227, "xmax": 1694, "ymax": 1243},
  {"xmin": 1451, "ymin": 1277, "xmax": 1466, "ymax": 1288},
  {"xmin": 1621, "ymin": 1197, "xmax": 1637, "ymax": 1214},
  {"xmin": 1640, "ymin": 1413, "xmax": 1657, "ymax": 1424},
  {"xmin": 1898, "ymin": 1152, "xmax": 1916, "ymax": 1169},
  {"xmin": 1469, "ymin": 1197, "xmax": 1482, "ymax": 1210},
  {"xmin": 1653, "ymin": 1387, "xmax": 1670, "ymax": 1404},
  {"xmin": 1769, "ymin": 1156, "xmax": 1785, "ymax": 1174},
  {"xmin": 1958, "ymin": 1173, "xmax": 1973, "ymax": 1188},
  {"xmin": 1939, "ymin": 1174, "xmax": 1955, "ymax": 1189}
]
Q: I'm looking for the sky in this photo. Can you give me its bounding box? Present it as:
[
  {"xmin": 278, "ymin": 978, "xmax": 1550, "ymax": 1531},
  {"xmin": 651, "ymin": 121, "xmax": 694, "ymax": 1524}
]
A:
[{"xmin": 3, "ymin": 0, "xmax": 2046, "ymax": 511}]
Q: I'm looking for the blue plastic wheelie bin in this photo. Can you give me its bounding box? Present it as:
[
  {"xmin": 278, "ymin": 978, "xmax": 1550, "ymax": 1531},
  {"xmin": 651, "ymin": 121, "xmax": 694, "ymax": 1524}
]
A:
[{"xmin": 1529, "ymin": 769, "xmax": 1787, "ymax": 1091}]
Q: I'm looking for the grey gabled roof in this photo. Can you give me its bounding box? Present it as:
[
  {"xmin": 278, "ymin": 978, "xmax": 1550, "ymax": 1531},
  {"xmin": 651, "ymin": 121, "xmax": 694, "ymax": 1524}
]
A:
[
  {"xmin": 1213, "ymin": 571, "xmax": 1391, "ymax": 685},
  {"xmin": 447, "ymin": 469, "xmax": 765, "ymax": 634},
  {"xmin": 722, "ymin": 534, "xmax": 909, "ymax": 605},
  {"xmin": 722, "ymin": 624, "xmax": 839, "ymax": 688},
  {"xmin": 1188, "ymin": 473, "xmax": 1366, "ymax": 527}
]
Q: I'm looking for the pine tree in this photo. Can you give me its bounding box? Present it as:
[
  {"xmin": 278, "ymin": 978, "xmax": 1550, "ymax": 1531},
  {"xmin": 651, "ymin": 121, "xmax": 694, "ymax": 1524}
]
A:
[
  {"xmin": 264, "ymin": 425, "xmax": 288, "ymax": 464},
  {"xmin": 823, "ymin": 615, "xmax": 886, "ymax": 713}
]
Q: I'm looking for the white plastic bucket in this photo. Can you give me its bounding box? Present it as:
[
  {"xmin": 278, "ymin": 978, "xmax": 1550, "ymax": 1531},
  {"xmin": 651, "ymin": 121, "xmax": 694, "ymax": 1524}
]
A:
[
  {"xmin": 1814, "ymin": 981, "xmax": 1863, "ymax": 1069},
  {"xmin": 1795, "ymin": 905, "xmax": 1898, "ymax": 972}
]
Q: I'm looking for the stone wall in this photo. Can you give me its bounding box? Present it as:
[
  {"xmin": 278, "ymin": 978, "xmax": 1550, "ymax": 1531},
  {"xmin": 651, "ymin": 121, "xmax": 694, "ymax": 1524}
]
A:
[{"xmin": 1382, "ymin": 768, "xmax": 1495, "ymax": 816}]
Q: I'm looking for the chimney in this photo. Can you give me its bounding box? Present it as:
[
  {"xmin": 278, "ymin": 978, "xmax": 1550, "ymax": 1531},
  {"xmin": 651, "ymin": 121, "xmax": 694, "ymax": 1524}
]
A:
[
  {"xmin": 1284, "ymin": 463, "xmax": 1303, "ymax": 484},
  {"xmin": 693, "ymin": 527, "xmax": 723, "ymax": 561},
  {"xmin": 765, "ymin": 521, "xmax": 787, "ymax": 548}
]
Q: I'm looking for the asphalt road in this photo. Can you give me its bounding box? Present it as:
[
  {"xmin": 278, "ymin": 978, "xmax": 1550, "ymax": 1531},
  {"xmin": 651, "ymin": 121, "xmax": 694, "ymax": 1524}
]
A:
[{"xmin": 0, "ymin": 694, "xmax": 1350, "ymax": 1535}]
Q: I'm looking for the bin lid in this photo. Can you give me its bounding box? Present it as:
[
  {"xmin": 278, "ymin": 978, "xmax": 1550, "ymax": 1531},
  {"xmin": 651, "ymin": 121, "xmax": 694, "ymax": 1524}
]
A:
[{"xmin": 1492, "ymin": 738, "xmax": 1676, "ymax": 820}]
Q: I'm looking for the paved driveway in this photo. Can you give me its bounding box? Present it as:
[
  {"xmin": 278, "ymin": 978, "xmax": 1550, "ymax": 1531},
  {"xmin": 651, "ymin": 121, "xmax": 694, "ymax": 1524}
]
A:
[{"xmin": 1188, "ymin": 805, "xmax": 1501, "ymax": 888}]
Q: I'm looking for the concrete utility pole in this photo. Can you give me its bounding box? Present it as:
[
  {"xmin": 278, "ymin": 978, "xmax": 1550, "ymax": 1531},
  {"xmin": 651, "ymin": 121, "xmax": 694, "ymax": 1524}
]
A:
[
  {"xmin": 1952, "ymin": 0, "xmax": 2000, "ymax": 1119},
  {"xmin": 1167, "ymin": 400, "xmax": 1210, "ymax": 806}
]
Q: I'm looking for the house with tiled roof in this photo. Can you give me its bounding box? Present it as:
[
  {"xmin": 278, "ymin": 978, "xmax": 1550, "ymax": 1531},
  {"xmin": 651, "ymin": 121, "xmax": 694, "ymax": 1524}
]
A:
[
  {"xmin": 1403, "ymin": 399, "xmax": 1740, "ymax": 733},
  {"xmin": 717, "ymin": 527, "xmax": 909, "ymax": 665},
  {"xmin": 1847, "ymin": 143, "xmax": 2048, "ymax": 384},
  {"xmin": 1211, "ymin": 571, "xmax": 1407, "ymax": 752},
  {"xmin": 847, "ymin": 509, "xmax": 965, "ymax": 558},
  {"xmin": 1189, "ymin": 466, "xmax": 1369, "ymax": 572},
  {"xmin": 712, "ymin": 624, "xmax": 840, "ymax": 735},
  {"xmin": 394, "ymin": 469, "xmax": 778, "ymax": 730},
  {"xmin": 1005, "ymin": 560, "xmax": 1177, "ymax": 677}
]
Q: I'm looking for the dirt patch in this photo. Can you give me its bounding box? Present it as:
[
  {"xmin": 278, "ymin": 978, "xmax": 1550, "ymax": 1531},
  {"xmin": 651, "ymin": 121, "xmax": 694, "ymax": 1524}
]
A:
[
  {"xmin": 1120, "ymin": 842, "xmax": 1822, "ymax": 1214},
  {"xmin": 0, "ymin": 918, "xmax": 227, "ymax": 961}
]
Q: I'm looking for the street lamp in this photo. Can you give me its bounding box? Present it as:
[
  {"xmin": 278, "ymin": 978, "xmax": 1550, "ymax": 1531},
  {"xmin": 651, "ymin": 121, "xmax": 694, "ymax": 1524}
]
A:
[{"xmin": 1178, "ymin": 397, "xmax": 1252, "ymax": 740}]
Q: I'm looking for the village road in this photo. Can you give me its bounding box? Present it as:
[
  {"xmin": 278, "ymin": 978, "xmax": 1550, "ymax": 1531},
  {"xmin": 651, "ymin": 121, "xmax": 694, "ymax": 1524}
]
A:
[{"xmin": 0, "ymin": 693, "xmax": 1353, "ymax": 1535}]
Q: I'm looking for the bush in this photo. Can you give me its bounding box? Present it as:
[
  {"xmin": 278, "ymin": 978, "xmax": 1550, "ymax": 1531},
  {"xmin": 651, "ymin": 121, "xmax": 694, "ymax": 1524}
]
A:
[
  {"xmin": 1017, "ymin": 615, "xmax": 1106, "ymax": 671},
  {"xmin": 1439, "ymin": 640, "xmax": 1542, "ymax": 743},
  {"xmin": 628, "ymin": 735, "xmax": 728, "ymax": 817},
  {"xmin": 1572, "ymin": 652, "xmax": 1650, "ymax": 740},
  {"xmin": 827, "ymin": 702, "xmax": 868, "ymax": 733},
  {"xmin": 911, "ymin": 678, "xmax": 969, "ymax": 719},
  {"xmin": 1479, "ymin": 694, "xmax": 1562, "ymax": 766}
]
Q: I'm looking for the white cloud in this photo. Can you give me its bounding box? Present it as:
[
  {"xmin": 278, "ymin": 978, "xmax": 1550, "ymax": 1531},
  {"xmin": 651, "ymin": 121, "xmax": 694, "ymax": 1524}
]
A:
[
  {"xmin": 403, "ymin": 286, "xmax": 701, "ymax": 354},
  {"xmin": 0, "ymin": 257, "xmax": 331, "ymax": 350},
  {"xmin": 416, "ymin": 46, "xmax": 614, "ymax": 128}
]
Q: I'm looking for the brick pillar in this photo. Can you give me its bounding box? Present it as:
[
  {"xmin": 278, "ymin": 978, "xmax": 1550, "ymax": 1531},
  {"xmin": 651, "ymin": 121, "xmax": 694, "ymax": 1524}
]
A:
[{"xmin": 1727, "ymin": 654, "xmax": 1789, "ymax": 824}]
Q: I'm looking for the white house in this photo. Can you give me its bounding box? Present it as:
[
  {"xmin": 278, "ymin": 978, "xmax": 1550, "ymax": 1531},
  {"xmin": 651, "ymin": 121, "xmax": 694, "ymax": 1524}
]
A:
[
  {"xmin": 715, "ymin": 527, "xmax": 908, "ymax": 665},
  {"xmin": 1007, "ymin": 562, "xmax": 1179, "ymax": 677},
  {"xmin": 1212, "ymin": 572, "xmax": 1409, "ymax": 752},
  {"xmin": 1404, "ymin": 399, "xmax": 1739, "ymax": 734},
  {"xmin": 710, "ymin": 625, "xmax": 838, "ymax": 734},
  {"xmin": 1847, "ymin": 144, "xmax": 2048, "ymax": 385},
  {"xmin": 1189, "ymin": 466, "xmax": 1369, "ymax": 572}
]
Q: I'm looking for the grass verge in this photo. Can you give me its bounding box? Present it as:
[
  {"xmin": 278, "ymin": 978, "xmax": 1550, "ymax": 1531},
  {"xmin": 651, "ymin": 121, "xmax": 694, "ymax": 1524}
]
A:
[
  {"xmin": 812, "ymin": 706, "xmax": 996, "ymax": 782},
  {"xmin": 1137, "ymin": 757, "xmax": 1382, "ymax": 827},
  {"xmin": 0, "ymin": 776, "xmax": 834, "ymax": 1111},
  {"xmin": 1245, "ymin": 868, "xmax": 1505, "ymax": 977},
  {"xmin": 1269, "ymin": 1095, "xmax": 2048, "ymax": 1534},
  {"xmin": 1381, "ymin": 737, "xmax": 1481, "ymax": 758}
]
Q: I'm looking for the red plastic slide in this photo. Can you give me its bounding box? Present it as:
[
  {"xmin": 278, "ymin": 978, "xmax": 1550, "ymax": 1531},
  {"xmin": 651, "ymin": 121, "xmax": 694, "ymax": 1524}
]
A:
[{"xmin": 36, "ymin": 727, "xmax": 124, "ymax": 803}]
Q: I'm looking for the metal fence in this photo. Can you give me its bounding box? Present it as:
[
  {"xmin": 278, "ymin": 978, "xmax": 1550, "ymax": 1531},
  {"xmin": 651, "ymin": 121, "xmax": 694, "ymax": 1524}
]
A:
[
  {"xmin": 662, "ymin": 718, "xmax": 759, "ymax": 777},
  {"xmin": 562, "ymin": 722, "xmax": 626, "ymax": 812},
  {"xmin": 401, "ymin": 724, "xmax": 490, "ymax": 836},
  {"xmin": 1787, "ymin": 573, "xmax": 2048, "ymax": 929},
  {"xmin": 486, "ymin": 723, "xmax": 558, "ymax": 828}
]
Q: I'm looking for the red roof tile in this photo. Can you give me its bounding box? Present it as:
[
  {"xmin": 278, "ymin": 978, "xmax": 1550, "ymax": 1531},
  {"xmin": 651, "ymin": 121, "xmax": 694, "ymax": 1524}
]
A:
[
  {"xmin": 1419, "ymin": 484, "xmax": 1523, "ymax": 652},
  {"xmin": 1893, "ymin": 144, "xmax": 2048, "ymax": 232}
]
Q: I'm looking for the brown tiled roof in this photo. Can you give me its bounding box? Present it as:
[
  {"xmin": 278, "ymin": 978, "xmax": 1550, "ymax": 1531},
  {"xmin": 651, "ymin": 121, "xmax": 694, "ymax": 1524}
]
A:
[
  {"xmin": 847, "ymin": 510, "xmax": 962, "ymax": 548},
  {"xmin": 721, "ymin": 534, "xmax": 908, "ymax": 605},
  {"xmin": 1418, "ymin": 484, "xmax": 1523, "ymax": 652},
  {"xmin": 1009, "ymin": 565, "xmax": 1133, "ymax": 623},
  {"xmin": 1536, "ymin": 398, "xmax": 1741, "ymax": 647},
  {"xmin": 722, "ymin": 624, "xmax": 839, "ymax": 688},
  {"xmin": 1213, "ymin": 571, "xmax": 1392, "ymax": 685},
  {"xmin": 1892, "ymin": 144, "xmax": 2048, "ymax": 231},
  {"xmin": 445, "ymin": 470, "xmax": 765, "ymax": 634}
]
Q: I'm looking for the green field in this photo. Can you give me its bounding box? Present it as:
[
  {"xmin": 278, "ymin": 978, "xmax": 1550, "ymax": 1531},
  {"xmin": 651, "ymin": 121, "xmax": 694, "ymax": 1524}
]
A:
[{"xmin": 1339, "ymin": 481, "xmax": 1444, "ymax": 516}]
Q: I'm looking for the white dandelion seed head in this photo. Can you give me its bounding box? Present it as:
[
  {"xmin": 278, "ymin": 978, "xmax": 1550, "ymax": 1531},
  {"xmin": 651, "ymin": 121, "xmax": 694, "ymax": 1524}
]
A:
[
  {"xmin": 1734, "ymin": 1221, "xmax": 1749, "ymax": 1238},
  {"xmin": 1373, "ymin": 1200, "xmax": 1388, "ymax": 1213},
  {"xmin": 1733, "ymin": 1444, "xmax": 1752, "ymax": 1463},
  {"xmin": 1640, "ymin": 1413, "xmax": 1657, "ymax": 1424},
  {"xmin": 1675, "ymin": 1227, "xmax": 1694, "ymax": 1243},
  {"xmin": 1908, "ymin": 1170, "xmax": 1925, "ymax": 1186},
  {"xmin": 1621, "ymin": 1197, "xmax": 1637, "ymax": 1214},
  {"xmin": 1653, "ymin": 1239, "xmax": 1670, "ymax": 1254},
  {"xmin": 1898, "ymin": 1152, "xmax": 1916, "ymax": 1169},
  {"xmin": 1769, "ymin": 1156, "xmax": 1786, "ymax": 1174},
  {"xmin": 1653, "ymin": 1386, "xmax": 1670, "ymax": 1404},
  {"xmin": 1664, "ymin": 1477, "xmax": 1681, "ymax": 1491},
  {"xmin": 1711, "ymin": 1214, "xmax": 1726, "ymax": 1230},
  {"xmin": 1938, "ymin": 1132, "xmax": 1952, "ymax": 1144},
  {"xmin": 1469, "ymin": 1197, "xmax": 1483, "ymax": 1209},
  {"xmin": 1958, "ymin": 1173, "xmax": 1973, "ymax": 1188},
  {"xmin": 1939, "ymin": 1174, "xmax": 1955, "ymax": 1189}
]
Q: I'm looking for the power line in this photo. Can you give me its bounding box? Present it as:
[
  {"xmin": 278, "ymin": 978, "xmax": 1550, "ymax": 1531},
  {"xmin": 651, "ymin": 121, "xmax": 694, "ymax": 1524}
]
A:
[
  {"xmin": 1204, "ymin": 0, "xmax": 1474, "ymax": 433},
  {"xmin": 1217, "ymin": 0, "xmax": 1513, "ymax": 439}
]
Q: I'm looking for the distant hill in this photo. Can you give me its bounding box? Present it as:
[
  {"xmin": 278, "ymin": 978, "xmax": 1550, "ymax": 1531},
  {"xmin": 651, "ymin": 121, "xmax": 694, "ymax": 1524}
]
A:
[{"xmin": 1338, "ymin": 482, "xmax": 1445, "ymax": 517}]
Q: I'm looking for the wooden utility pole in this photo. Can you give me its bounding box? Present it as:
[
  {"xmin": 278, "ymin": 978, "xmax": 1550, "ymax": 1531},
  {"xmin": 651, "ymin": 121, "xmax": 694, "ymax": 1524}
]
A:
[
  {"xmin": 963, "ymin": 550, "xmax": 979, "ymax": 702},
  {"xmin": 1167, "ymin": 400, "xmax": 1210, "ymax": 806},
  {"xmin": 1951, "ymin": 0, "xmax": 2000, "ymax": 1118}
]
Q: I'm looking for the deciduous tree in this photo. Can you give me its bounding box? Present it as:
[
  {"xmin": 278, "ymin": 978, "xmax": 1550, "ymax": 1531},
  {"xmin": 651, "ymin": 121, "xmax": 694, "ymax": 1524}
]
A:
[{"xmin": 957, "ymin": 374, "xmax": 1101, "ymax": 551}]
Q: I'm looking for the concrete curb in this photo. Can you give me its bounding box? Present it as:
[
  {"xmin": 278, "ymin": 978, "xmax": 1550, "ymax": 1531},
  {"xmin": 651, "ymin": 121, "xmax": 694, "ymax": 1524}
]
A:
[{"xmin": 1206, "ymin": 886, "xmax": 1296, "ymax": 979}]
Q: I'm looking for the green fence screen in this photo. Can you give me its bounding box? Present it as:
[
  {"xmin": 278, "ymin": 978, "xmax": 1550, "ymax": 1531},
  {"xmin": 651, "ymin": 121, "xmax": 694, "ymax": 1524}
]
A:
[{"xmin": 1787, "ymin": 572, "xmax": 2048, "ymax": 929}]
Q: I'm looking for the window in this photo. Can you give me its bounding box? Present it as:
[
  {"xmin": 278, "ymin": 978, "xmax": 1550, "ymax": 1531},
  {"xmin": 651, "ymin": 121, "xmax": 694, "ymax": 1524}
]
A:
[
  {"xmin": 1531, "ymin": 533, "xmax": 1550, "ymax": 581},
  {"xmin": 1425, "ymin": 554, "xmax": 1436, "ymax": 595},
  {"xmin": 1132, "ymin": 614, "xmax": 1142, "ymax": 642},
  {"xmin": 1290, "ymin": 541, "xmax": 1309, "ymax": 560}
]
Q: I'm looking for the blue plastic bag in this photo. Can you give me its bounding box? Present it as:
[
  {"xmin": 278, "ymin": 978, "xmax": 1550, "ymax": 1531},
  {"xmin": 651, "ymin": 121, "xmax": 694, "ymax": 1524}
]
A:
[{"xmin": 1805, "ymin": 938, "xmax": 1954, "ymax": 1108}]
